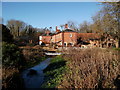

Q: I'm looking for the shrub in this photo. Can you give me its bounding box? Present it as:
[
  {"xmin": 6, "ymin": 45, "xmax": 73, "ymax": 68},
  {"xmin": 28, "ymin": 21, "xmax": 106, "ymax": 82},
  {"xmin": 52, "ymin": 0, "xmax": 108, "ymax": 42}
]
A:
[
  {"xmin": 2, "ymin": 42, "xmax": 25, "ymax": 89},
  {"xmin": 1, "ymin": 24, "xmax": 14, "ymax": 43},
  {"xmin": 2, "ymin": 67, "xmax": 24, "ymax": 89},
  {"xmin": 2, "ymin": 42, "xmax": 25, "ymax": 68},
  {"xmin": 58, "ymin": 48, "xmax": 120, "ymax": 88},
  {"xmin": 21, "ymin": 46, "xmax": 46, "ymax": 69}
]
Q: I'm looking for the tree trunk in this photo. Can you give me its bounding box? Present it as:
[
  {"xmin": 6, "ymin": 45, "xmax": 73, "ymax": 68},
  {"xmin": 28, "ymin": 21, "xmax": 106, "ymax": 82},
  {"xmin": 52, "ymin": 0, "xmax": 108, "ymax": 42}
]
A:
[
  {"xmin": 18, "ymin": 27, "xmax": 19, "ymax": 37},
  {"xmin": 115, "ymin": 39, "xmax": 119, "ymax": 48},
  {"xmin": 118, "ymin": 38, "xmax": 120, "ymax": 48}
]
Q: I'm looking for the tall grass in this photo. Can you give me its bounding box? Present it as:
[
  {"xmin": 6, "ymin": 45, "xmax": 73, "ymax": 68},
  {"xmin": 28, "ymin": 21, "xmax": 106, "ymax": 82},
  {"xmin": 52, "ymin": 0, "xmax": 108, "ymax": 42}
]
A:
[{"xmin": 58, "ymin": 48, "xmax": 120, "ymax": 88}]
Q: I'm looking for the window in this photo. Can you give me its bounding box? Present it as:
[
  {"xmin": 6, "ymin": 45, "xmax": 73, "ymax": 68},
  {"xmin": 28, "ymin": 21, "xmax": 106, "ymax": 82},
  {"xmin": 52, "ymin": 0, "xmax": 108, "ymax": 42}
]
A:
[
  {"xmin": 68, "ymin": 43, "xmax": 73, "ymax": 46},
  {"xmin": 60, "ymin": 42, "xmax": 62, "ymax": 45},
  {"xmin": 70, "ymin": 33, "xmax": 72, "ymax": 37},
  {"xmin": 64, "ymin": 43, "xmax": 66, "ymax": 46}
]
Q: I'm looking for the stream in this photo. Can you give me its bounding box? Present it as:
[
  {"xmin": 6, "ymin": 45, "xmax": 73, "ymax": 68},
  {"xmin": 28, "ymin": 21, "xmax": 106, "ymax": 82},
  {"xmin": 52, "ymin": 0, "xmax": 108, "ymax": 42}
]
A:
[{"xmin": 21, "ymin": 58, "xmax": 51, "ymax": 89}]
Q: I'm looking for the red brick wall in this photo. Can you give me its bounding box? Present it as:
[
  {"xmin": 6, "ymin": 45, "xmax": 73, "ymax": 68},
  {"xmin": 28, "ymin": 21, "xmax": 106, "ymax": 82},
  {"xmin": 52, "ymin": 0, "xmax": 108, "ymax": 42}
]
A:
[
  {"xmin": 51, "ymin": 33, "xmax": 62, "ymax": 45},
  {"xmin": 51, "ymin": 32, "xmax": 78, "ymax": 46},
  {"xmin": 42, "ymin": 36, "xmax": 51, "ymax": 44},
  {"xmin": 63, "ymin": 32, "xmax": 78, "ymax": 46},
  {"xmin": 40, "ymin": 32, "xmax": 100, "ymax": 46}
]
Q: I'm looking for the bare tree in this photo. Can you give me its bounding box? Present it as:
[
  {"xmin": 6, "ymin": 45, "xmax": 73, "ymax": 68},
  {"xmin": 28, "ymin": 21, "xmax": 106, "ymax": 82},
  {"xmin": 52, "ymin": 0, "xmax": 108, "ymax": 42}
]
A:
[
  {"xmin": 91, "ymin": 11, "xmax": 104, "ymax": 33},
  {"xmin": 7, "ymin": 20, "xmax": 27, "ymax": 38},
  {"xmin": 91, "ymin": 1, "xmax": 120, "ymax": 47},
  {"xmin": 67, "ymin": 21, "xmax": 78, "ymax": 31},
  {"xmin": 79, "ymin": 21, "xmax": 92, "ymax": 33},
  {"xmin": 100, "ymin": 2, "xmax": 120, "ymax": 47}
]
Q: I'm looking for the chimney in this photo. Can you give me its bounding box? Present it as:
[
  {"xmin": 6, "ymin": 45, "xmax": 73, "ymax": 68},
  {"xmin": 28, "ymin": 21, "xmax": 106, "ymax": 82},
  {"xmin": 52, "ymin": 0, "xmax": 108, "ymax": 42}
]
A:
[
  {"xmin": 45, "ymin": 30, "xmax": 50, "ymax": 36},
  {"xmin": 65, "ymin": 24, "xmax": 68, "ymax": 29},
  {"xmin": 56, "ymin": 26, "xmax": 60, "ymax": 33},
  {"xmin": 56, "ymin": 26, "xmax": 58, "ymax": 31}
]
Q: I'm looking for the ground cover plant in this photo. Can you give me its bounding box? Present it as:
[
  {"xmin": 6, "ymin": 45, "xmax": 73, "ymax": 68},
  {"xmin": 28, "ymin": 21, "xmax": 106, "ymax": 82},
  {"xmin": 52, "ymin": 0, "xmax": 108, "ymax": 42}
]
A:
[{"xmin": 41, "ymin": 55, "xmax": 68, "ymax": 88}]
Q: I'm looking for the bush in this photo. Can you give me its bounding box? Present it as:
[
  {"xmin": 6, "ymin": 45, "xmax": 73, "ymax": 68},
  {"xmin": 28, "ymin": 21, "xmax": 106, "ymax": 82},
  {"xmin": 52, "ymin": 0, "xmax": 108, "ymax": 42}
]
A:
[
  {"xmin": 1, "ymin": 24, "xmax": 14, "ymax": 43},
  {"xmin": 2, "ymin": 42, "xmax": 25, "ymax": 68},
  {"xmin": 2, "ymin": 42, "xmax": 25, "ymax": 89},
  {"xmin": 21, "ymin": 47, "xmax": 46, "ymax": 69},
  {"xmin": 58, "ymin": 48, "xmax": 120, "ymax": 88},
  {"xmin": 2, "ymin": 67, "xmax": 24, "ymax": 89}
]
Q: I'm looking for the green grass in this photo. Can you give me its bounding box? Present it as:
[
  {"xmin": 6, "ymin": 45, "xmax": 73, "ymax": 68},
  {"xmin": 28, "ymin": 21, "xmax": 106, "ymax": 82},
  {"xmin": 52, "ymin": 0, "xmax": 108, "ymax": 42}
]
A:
[
  {"xmin": 113, "ymin": 48, "xmax": 120, "ymax": 51},
  {"xmin": 41, "ymin": 55, "xmax": 67, "ymax": 88}
]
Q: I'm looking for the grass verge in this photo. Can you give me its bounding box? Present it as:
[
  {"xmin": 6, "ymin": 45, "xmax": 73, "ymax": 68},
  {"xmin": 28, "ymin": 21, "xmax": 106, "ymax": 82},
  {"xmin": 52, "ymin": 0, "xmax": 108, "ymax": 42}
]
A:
[{"xmin": 41, "ymin": 55, "xmax": 67, "ymax": 88}]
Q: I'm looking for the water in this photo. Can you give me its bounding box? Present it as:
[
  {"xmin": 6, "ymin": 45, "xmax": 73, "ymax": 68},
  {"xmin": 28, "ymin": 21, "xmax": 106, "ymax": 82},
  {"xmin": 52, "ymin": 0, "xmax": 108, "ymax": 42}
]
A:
[{"xmin": 22, "ymin": 58, "xmax": 51, "ymax": 89}]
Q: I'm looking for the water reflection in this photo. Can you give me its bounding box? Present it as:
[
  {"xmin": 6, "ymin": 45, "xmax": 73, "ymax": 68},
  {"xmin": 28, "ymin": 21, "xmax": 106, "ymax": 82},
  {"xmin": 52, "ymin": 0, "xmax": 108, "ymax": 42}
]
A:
[{"xmin": 22, "ymin": 58, "xmax": 51, "ymax": 88}]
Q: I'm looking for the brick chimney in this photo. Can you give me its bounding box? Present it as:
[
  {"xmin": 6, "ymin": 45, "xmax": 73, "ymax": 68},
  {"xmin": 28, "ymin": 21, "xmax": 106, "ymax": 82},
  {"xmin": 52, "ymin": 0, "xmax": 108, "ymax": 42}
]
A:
[
  {"xmin": 45, "ymin": 30, "xmax": 50, "ymax": 36},
  {"xmin": 56, "ymin": 26, "xmax": 58, "ymax": 31},
  {"xmin": 65, "ymin": 24, "xmax": 68, "ymax": 29},
  {"xmin": 56, "ymin": 26, "xmax": 60, "ymax": 33}
]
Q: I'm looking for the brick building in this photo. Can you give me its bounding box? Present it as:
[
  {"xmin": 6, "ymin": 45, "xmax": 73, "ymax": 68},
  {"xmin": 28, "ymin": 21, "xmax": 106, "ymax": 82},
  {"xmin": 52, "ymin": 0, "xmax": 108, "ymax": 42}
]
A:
[
  {"xmin": 39, "ymin": 24, "xmax": 117, "ymax": 48},
  {"xmin": 39, "ymin": 24, "xmax": 79, "ymax": 47}
]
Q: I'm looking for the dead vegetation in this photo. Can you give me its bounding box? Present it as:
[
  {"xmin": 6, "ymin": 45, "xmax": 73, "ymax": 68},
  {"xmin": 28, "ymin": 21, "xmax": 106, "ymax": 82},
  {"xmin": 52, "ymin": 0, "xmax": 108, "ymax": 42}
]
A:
[
  {"xmin": 21, "ymin": 45, "xmax": 45, "ymax": 61},
  {"xmin": 2, "ymin": 45, "xmax": 46, "ymax": 89},
  {"xmin": 58, "ymin": 48, "xmax": 120, "ymax": 88},
  {"xmin": 2, "ymin": 67, "xmax": 23, "ymax": 89}
]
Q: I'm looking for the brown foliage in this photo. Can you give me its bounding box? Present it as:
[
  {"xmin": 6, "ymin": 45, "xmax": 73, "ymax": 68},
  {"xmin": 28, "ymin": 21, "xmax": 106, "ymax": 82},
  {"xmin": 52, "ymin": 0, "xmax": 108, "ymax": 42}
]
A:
[
  {"xmin": 2, "ymin": 67, "xmax": 23, "ymax": 89},
  {"xmin": 58, "ymin": 48, "xmax": 120, "ymax": 88},
  {"xmin": 21, "ymin": 46, "xmax": 44, "ymax": 61}
]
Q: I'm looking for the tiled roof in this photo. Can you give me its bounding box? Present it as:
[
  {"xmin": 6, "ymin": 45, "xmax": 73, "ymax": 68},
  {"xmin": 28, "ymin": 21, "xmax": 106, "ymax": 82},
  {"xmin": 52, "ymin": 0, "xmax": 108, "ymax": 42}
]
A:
[
  {"xmin": 42, "ymin": 33, "xmax": 54, "ymax": 36},
  {"xmin": 78, "ymin": 33, "xmax": 101, "ymax": 40},
  {"xmin": 63, "ymin": 29, "xmax": 76, "ymax": 32}
]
